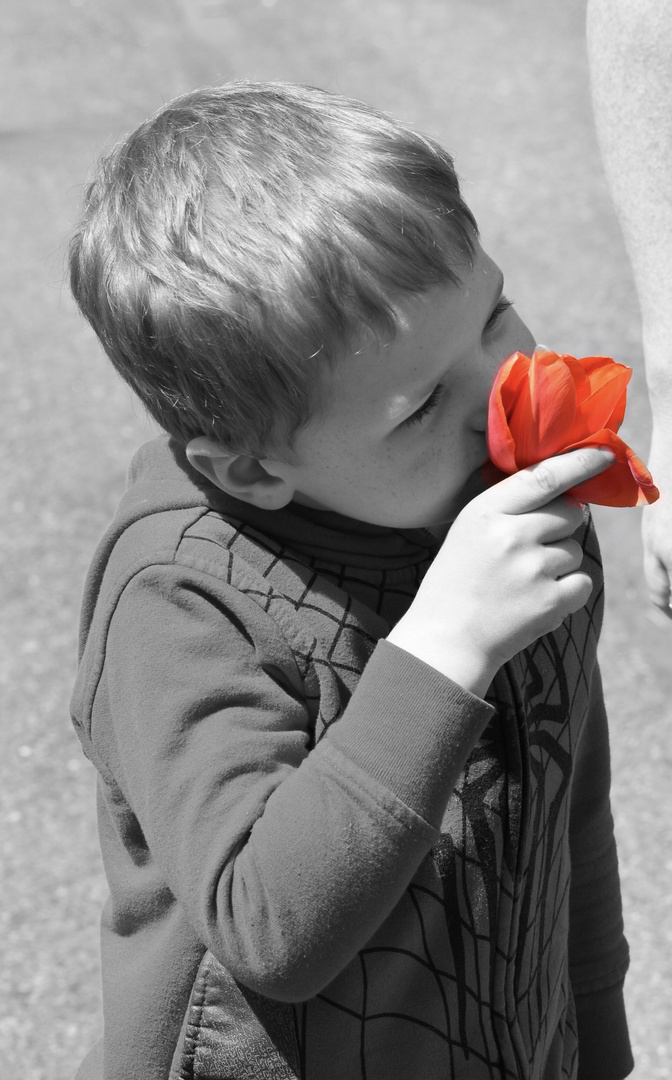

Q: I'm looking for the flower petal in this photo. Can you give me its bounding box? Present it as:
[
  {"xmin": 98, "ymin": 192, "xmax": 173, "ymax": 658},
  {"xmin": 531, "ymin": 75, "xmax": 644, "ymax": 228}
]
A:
[
  {"xmin": 486, "ymin": 350, "xmax": 659, "ymax": 507},
  {"xmin": 572, "ymin": 362, "xmax": 631, "ymax": 437},
  {"xmin": 487, "ymin": 352, "xmax": 529, "ymax": 474},
  {"xmin": 576, "ymin": 354, "xmax": 622, "ymax": 377},
  {"xmin": 514, "ymin": 351, "xmax": 577, "ymax": 464},
  {"xmin": 557, "ymin": 355, "xmax": 593, "ymax": 406}
]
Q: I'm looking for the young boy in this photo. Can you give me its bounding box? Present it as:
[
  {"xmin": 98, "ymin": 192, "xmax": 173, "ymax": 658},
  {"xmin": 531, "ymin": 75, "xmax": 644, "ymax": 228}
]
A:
[{"xmin": 68, "ymin": 82, "xmax": 633, "ymax": 1080}]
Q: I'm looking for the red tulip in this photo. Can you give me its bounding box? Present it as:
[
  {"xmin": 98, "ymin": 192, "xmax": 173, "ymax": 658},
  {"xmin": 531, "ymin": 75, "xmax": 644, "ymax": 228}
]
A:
[{"xmin": 487, "ymin": 348, "xmax": 659, "ymax": 507}]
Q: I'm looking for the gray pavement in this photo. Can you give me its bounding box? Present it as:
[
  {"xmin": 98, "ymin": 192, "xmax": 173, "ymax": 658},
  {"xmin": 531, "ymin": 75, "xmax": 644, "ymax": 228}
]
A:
[{"xmin": 1, "ymin": 1, "xmax": 671, "ymax": 1076}]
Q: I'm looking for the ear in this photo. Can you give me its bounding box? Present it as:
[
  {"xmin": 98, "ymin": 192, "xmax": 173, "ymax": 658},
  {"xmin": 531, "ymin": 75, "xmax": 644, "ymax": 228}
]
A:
[{"xmin": 186, "ymin": 437, "xmax": 296, "ymax": 510}]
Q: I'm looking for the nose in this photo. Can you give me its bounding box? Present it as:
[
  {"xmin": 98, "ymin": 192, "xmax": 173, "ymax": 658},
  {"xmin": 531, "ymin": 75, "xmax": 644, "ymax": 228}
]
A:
[
  {"xmin": 468, "ymin": 348, "xmax": 502, "ymax": 432},
  {"xmin": 470, "ymin": 405, "xmax": 489, "ymax": 434},
  {"xmin": 466, "ymin": 385, "xmax": 490, "ymax": 434}
]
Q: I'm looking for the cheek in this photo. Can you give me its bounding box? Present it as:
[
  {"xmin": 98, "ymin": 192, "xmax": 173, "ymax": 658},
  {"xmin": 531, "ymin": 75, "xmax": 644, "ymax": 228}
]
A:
[{"xmin": 398, "ymin": 425, "xmax": 463, "ymax": 486}]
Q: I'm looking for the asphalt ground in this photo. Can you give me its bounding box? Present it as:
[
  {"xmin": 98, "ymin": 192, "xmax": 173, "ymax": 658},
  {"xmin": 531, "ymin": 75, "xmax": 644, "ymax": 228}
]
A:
[{"xmin": 1, "ymin": 1, "xmax": 671, "ymax": 1076}]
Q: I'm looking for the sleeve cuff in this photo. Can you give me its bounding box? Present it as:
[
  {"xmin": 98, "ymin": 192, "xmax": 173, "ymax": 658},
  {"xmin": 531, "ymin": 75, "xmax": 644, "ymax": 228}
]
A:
[
  {"xmin": 326, "ymin": 639, "xmax": 495, "ymax": 827},
  {"xmin": 575, "ymin": 981, "xmax": 634, "ymax": 1080}
]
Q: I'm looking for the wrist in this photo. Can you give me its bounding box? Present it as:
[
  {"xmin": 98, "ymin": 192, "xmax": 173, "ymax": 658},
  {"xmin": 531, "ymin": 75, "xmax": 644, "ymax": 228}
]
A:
[{"xmin": 387, "ymin": 619, "xmax": 496, "ymax": 699}]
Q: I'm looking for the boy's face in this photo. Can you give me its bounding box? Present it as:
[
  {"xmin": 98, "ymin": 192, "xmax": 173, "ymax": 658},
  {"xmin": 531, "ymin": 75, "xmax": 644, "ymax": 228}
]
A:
[{"xmin": 270, "ymin": 244, "xmax": 536, "ymax": 530}]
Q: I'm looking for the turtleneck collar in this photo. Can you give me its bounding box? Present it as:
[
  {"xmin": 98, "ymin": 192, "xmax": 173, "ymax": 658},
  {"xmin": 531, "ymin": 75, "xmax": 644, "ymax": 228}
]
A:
[{"xmin": 123, "ymin": 436, "xmax": 439, "ymax": 574}]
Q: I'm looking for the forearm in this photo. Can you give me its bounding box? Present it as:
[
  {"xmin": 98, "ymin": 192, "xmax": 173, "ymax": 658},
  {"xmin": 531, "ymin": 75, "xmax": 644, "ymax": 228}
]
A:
[
  {"xmin": 218, "ymin": 642, "xmax": 493, "ymax": 1000},
  {"xmin": 587, "ymin": 0, "xmax": 672, "ymax": 410},
  {"xmin": 105, "ymin": 569, "xmax": 494, "ymax": 1002}
]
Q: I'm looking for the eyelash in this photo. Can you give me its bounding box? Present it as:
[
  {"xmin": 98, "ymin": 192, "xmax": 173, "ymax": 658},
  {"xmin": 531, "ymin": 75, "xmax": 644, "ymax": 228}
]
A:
[
  {"xmin": 403, "ymin": 384, "xmax": 444, "ymax": 427},
  {"xmin": 485, "ymin": 295, "xmax": 514, "ymax": 332}
]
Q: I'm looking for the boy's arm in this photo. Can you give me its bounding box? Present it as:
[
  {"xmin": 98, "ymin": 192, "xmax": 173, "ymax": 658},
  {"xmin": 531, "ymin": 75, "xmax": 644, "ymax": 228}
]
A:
[
  {"xmin": 100, "ymin": 563, "xmax": 493, "ymax": 1003},
  {"xmin": 588, "ymin": 0, "xmax": 672, "ymax": 614},
  {"xmin": 568, "ymin": 661, "xmax": 634, "ymax": 1080}
]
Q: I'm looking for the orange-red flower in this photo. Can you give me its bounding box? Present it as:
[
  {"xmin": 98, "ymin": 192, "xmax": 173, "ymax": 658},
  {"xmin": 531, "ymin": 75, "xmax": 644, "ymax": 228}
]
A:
[{"xmin": 487, "ymin": 348, "xmax": 659, "ymax": 507}]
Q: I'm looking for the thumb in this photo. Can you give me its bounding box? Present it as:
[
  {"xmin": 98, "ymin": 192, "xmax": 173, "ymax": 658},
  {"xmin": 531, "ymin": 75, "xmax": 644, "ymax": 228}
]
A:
[{"xmin": 488, "ymin": 447, "xmax": 616, "ymax": 514}]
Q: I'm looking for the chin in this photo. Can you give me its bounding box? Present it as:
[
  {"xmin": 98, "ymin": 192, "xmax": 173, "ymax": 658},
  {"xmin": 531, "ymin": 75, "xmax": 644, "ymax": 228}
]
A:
[
  {"xmin": 408, "ymin": 505, "xmax": 458, "ymax": 530},
  {"xmin": 424, "ymin": 472, "xmax": 487, "ymax": 528}
]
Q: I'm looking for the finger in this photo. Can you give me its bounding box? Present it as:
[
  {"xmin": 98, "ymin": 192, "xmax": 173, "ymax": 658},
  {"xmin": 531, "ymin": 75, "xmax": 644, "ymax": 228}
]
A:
[
  {"xmin": 489, "ymin": 448, "xmax": 615, "ymax": 515},
  {"xmin": 552, "ymin": 568, "xmax": 595, "ymax": 618},
  {"xmin": 543, "ymin": 538, "xmax": 585, "ymax": 579},
  {"xmin": 529, "ymin": 498, "xmax": 587, "ymax": 542}
]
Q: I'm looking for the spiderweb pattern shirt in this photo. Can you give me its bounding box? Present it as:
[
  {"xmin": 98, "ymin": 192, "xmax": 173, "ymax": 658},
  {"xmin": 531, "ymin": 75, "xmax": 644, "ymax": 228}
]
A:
[{"xmin": 70, "ymin": 436, "xmax": 632, "ymax": 1080}]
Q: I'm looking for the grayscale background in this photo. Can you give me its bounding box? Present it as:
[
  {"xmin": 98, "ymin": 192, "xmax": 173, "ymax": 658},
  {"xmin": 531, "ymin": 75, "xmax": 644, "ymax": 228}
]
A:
[{"xmin": 1, "ymin": 1, "xmax": 671, "ymax": 1076}]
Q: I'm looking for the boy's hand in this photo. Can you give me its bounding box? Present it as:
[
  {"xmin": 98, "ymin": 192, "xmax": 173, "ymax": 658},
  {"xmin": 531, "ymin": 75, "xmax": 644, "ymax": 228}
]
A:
[{"xmin": 388, "ymin": 447, "xmax": 615, "ymax": 698}]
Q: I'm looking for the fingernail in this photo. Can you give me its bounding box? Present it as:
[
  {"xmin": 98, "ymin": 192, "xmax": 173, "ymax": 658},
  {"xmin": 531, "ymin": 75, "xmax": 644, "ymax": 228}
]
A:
[{"xmin": 599, "ymin": 447, "xmax": 616, "ymax": 462}]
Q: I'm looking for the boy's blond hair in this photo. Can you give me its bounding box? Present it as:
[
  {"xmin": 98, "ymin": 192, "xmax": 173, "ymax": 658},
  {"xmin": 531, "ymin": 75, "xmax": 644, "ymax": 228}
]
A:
[{"xmin": 69, "ymin": 82, "xmax": 477, "ymax": 457}]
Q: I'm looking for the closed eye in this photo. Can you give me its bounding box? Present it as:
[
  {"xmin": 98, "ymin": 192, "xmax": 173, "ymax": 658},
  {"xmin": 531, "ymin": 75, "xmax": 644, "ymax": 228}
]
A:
[
  {"xmin": 484, "ymin": 295, "xmax": 513, "ymax": 334},
  {"xmin": 402, "ymin": 384, "xmax": 444, "ymax": 427}
]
